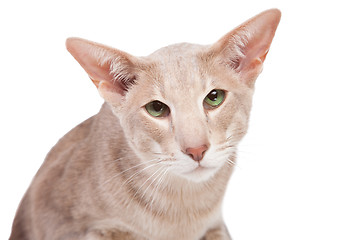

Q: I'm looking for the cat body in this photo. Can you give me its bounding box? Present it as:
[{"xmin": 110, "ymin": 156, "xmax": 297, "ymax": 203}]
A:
[
  {"xmin": 10, "ymin": 9, "xmax": 280, "ymax": 240},
  {"xmin": 11, "ymin": 105, "xmax": 230, "ymax": 240}
]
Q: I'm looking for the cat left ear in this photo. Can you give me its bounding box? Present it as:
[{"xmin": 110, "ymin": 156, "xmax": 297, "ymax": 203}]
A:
[
  {"xmin": 212, "ymin": 9, "xmax": 281, "ymax": 84},
  {"xmin": 66, "ymin": 38, "xmax": 139, "ymax": 104}
]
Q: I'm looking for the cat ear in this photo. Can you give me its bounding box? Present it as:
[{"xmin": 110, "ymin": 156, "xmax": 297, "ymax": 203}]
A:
[
  {"xmin": 212, "ymin": 9, "xmax": 281, "ymax": 84},
  {"xmin": 66, "ymin": 38, "xmax": 138, "ymax": 104}
]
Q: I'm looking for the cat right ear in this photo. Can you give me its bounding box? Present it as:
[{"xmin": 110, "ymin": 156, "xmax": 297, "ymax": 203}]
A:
[
  {"xmin": 66, "ymin": 38, "xmax": 138, "ymax": 104},
  {"xmin": 211, "ymin": 9, "xmax": 281, "ymax": 86}
]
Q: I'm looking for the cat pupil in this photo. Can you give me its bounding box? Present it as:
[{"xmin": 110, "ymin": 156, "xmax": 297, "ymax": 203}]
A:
[
  {"xmin": 208, "ymin": 90, "xmax": 218, "ymax": 101},
  {"xmin": 153, "ymin": 101, "xmax": 163, "ymax": 112}
]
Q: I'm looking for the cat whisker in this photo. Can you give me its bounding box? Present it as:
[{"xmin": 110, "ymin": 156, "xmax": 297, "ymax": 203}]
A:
[
  {"xmin": 121, "ymin": 162, "xmax": 163, "ymax": 189},
  {"xmin": 139, "ymin": 166, "xmax": 168, "ymax": 202},
  {"xmin": 216, "ymin": 143, "xmax": 237, "ymax": 152},
  {"xmin": 111, "ymin": 162, "xmax": 164, "ymax": 199},
  {"xmin": 148, "ymin": 167, "xmax": 170, "ymax": 212},
  {"xmin": 132, "ymin": 165, "xmax": 166, "ymax": 200},
  {"xmin": 226, "ymin": 159, "xmax": 241, "ymax": 170},
  {"xmin": 117, "ymin": 159, "xmax": 161, "ymax": 176},
  {"xmin": 100, "ymin": 159, "xmax": 161, "ymax": 188},
  {"xmin": 226, "ymin": 131, "xmax": 246, "ymax": 141},
  {"xmin": 226, "ymin": 158, "xmax": 236, "ymax": 166},
  {"xmin": 151, "ymin": 167, "xmax": 170, "ymax": 197},
  {"xmin": 125, "ymin": 165, "xmax": 169, "ymax": 213},
  {"xmin": 104, "ymin": 154, "xmax": 137, "ymax": 163},
  {"xmin": 151, "ymin": 152, "xmax": 166, "ymax": 156}
]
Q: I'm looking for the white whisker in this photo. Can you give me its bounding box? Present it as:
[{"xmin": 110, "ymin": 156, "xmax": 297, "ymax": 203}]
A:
[
  {"xmin": 100, "ymin": 159, "xmax": 161, "ymax": 188},
  {"xmin": 140, "ymin": 166, "xmax": 167, "ymax": 202},
  {"xmin": 149, "ymin": 167, "xmax": 170, "ymax": 211},
  {"xmin": 133, "ymin": 165, "xmax": 165, "ymax": 199},
  {"xmin": 121, "ymin": 162, "xmax": 162, "ymax": 189},
  {"xmin": 226, "ymin": 158, "xmax": 241, "ymax": 170}
]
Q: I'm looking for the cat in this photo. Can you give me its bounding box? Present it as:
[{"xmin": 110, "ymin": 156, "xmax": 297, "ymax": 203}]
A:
[{"xmin": 10, "ymin": 9, "xmax": 280, "ymax": 240}]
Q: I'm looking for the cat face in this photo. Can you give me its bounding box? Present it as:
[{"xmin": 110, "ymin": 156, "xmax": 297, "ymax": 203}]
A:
[
  {"xmin": 66, "ymin": 9, "xmax": 280, "ymax": 182},
  {"xmin": 112, "ymin": 43, "xmax": 253, "ymax": 182}
]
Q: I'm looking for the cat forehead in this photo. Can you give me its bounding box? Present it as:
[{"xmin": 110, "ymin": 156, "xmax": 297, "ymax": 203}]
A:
[
  {"xmin": 149, "ymin": 42, "xmax": 205, "ymax": 59},
  {"xmin": 149, "ymin": 43, "xmax": 208, "ymax": 73},
  {"xmin": 144, "ymin": 43, "xmax": 213, "ymax": 98}
]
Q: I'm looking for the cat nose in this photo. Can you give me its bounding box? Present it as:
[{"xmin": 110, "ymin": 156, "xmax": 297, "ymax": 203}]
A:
[{"xmin": 185, "ymin": 145, "xmax": 208, "ymax": 162}]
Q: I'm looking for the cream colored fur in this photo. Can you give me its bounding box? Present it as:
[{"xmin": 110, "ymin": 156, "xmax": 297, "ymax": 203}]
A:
[{"xmin": 10, "ymin": 9, "xmax": 281, "ymax": 240}]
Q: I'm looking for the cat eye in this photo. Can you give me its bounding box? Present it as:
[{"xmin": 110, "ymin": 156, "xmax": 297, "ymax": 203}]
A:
[
  {"xmin": 145, "ymin": 100, "xmax": 170, "ymax": 118},
  {"xmin": 204, "ymin": 89, "xmax": 225, "ymax": 108}
]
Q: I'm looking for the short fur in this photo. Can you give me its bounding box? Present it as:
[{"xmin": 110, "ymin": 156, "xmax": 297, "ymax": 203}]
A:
[{"xmin": 10, "ymin": 9, "xmax": 281, "ymax": 240}]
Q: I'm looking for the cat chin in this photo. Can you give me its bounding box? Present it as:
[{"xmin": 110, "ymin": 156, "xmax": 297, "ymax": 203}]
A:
[
  {"xmin": 165, "ymin": 154, "xmax": 226, "ymax": 183},
  {"xmin": 179, "ymin": 165, "xmax": 220, "ymax": 183}
]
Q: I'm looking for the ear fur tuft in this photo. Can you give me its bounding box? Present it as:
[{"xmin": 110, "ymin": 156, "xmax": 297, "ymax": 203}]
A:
[
  {"xmin": 212, "ymin": 9, "xmax": 281, "ymax": 83},
  {"xmin": 66, "ymin": 37, "xmax": 138, "ymax": 96}
]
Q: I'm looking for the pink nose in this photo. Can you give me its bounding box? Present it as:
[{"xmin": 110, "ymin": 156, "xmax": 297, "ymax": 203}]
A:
[{"xmin": 185, "ymin": 145, "xmax": 208, "ymax": 162}]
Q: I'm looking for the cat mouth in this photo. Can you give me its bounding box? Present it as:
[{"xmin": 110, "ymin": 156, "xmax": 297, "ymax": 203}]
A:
[
  {"xmin": 192, "ymin": 165, "xmax": 213, "ymax": 173},
  {"xmin": 185, "ymin": 165, "xmax": 216, "ymax": 176},
  {"xmin": 182, "ymin": 165, "xmax": 218, "ymax": 181}
]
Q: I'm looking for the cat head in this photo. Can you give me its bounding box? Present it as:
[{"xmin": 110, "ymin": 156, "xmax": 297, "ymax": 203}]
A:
[{"xmin": 66, "ymin": 9, "xmax": 281, "ymax": 183}]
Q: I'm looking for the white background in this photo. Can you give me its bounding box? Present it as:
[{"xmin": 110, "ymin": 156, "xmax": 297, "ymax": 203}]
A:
[{"xmin": 1, "ymin": 0, "xmax": 359, "ymax": 239}]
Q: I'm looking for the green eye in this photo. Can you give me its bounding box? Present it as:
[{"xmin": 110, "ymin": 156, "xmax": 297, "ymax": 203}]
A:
[
  {"xmin": 145, "ymin": 100, "xmax": 170, "ymax": 117},
  {"xmin": 204, "ymin": 89, "xmax": 225, "ymax": 108}
]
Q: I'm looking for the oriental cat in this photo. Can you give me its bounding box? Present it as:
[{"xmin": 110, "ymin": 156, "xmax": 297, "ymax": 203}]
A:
[{"xmin": 10, "ymin": 9, "xmax": 281, "ymax": 240}]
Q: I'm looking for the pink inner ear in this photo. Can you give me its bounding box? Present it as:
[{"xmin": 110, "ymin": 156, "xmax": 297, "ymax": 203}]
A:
[
  {"xmin": 66, "ymin": 37, "xmax": 137, "ymax": 95},
  {"xmin": 217, "ymin": 9, "xmax": 281, "ymax": 74},
  {"xmin": 237, "ymin": 42, "xmax": 270, "ymax": 72},
  {"xmin": 66, "ymin": 38, "xmax": 112, "ymax": 82},
  {"xmin": 98, "ymin": 80, "xmax": 124, "ymax": 95}
]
